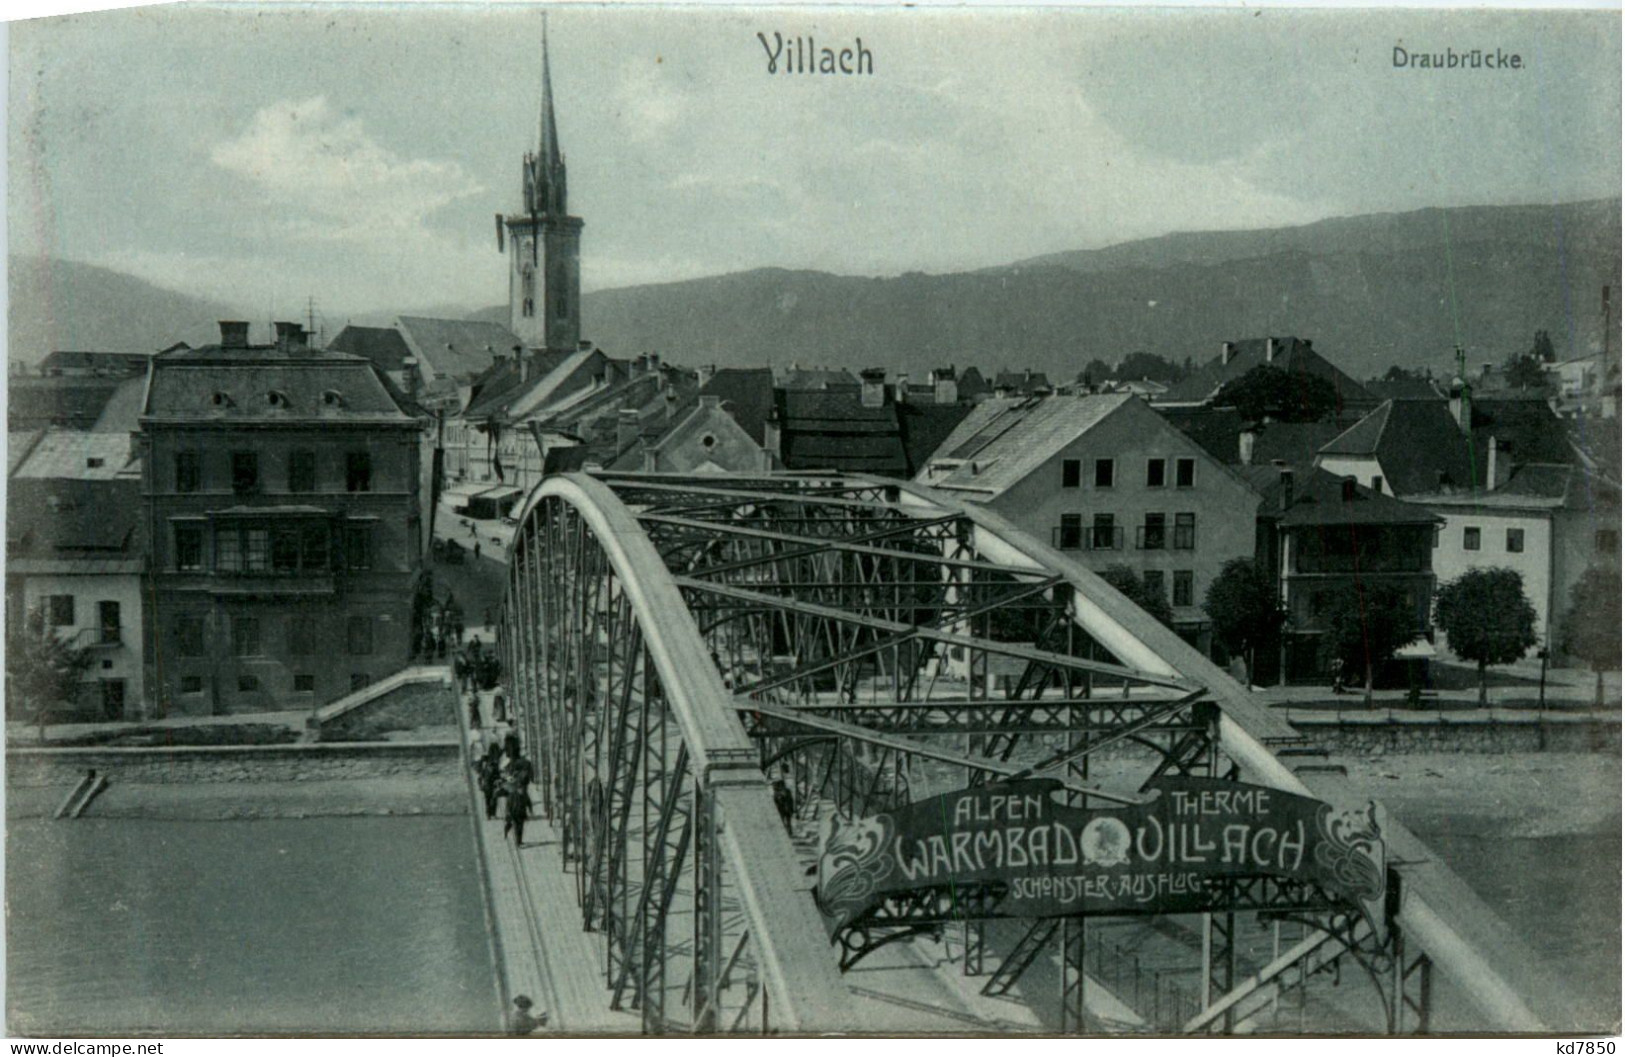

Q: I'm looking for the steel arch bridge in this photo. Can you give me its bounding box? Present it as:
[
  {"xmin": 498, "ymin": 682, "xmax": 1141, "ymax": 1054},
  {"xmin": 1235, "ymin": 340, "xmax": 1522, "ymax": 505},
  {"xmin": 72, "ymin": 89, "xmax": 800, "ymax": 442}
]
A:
[{"xmin": 496, "ymin": 471, "xmax": 1579, "ymax": 1036}]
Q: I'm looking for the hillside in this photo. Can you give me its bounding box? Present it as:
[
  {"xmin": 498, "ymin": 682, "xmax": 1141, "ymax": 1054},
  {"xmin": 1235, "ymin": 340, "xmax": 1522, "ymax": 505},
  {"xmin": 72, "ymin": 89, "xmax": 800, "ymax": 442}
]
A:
[
  {"xmin": 561, "ymin": 198, "xmax": 1620, "ymax": 381},
  {"xmin": 15, "ymin": 199, "xmax": 1619, "ymax": 381},
  {"xmin": 7, "ymin": 257, "xmax": 247, "ymax": 363}
]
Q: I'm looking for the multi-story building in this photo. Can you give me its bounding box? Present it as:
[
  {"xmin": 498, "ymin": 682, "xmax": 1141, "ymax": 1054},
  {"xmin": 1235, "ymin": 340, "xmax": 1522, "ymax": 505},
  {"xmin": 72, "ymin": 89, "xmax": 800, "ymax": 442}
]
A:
[
  {"xmin": 6, "ymin": 477, "xmax": 147, "ymax": 719},
  {"xmin": 1243, "ymin": 465, "xmax": 1440, "ymax": 684},
  {"xmin": 918, "ymin": 394, "xmax": 1260, "ymax": 650},
  {"xmin": 138, "ymin": 322, "xmax": 426, "ymax": 715}
]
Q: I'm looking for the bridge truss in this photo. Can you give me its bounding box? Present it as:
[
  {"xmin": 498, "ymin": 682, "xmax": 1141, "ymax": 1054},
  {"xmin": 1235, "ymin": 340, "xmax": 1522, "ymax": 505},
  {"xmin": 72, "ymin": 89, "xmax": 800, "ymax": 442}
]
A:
[{"xmin": 497, "ymin": 471, "xmax": 1575, "ymax": 1035}]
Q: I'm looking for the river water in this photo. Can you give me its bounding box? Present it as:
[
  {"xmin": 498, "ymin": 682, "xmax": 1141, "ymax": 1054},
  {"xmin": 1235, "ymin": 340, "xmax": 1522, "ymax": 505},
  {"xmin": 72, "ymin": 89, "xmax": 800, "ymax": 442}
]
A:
[{"xmin": 7, "ymin": 816, "xmax": 499, "ymax": 1036}]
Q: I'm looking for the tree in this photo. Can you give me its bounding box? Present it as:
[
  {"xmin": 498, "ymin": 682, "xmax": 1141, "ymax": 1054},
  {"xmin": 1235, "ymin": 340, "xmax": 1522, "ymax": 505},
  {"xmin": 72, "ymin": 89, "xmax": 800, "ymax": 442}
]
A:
[
  {"xmin": 1502, "ymin": 351, "xmax": 1549, "ymax": 391},
  {"xmin": 1435, "ymin": 568, "xmax": 1539, "ymax": 706},
  {"xmin": 1115, "ymin": 351, "xmax": 1187, "ymax": 384},
  {"xmin": 1099, "ymin": 563, "xmax": 1175, "ymax": 628},
  {"xmin": 1079, "ymin": 359, "xmax": 1113, "ymax": 389},
  {"xmin": 1559, "ymin": 565, "xmax": 1622, "ymax": 706},
  {"xmin": 1316, "ymin": 581, "xmax": 1421, "ymax": 705},
  {"xmin": 5, "ymin": 606, "xmax": 94, "ymax": 742},
  {"xmin": 1203, "ymin": 558, "xmax": 1286, "ymax": 686},
  {"xmin": 1213, "ymin": 365, "xmax": 1340, "ymax": 423}
]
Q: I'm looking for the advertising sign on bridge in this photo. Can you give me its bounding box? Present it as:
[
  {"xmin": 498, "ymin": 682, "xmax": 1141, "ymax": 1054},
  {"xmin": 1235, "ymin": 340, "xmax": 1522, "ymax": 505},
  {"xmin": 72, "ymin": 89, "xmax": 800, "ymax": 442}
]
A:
[{"xmin": 815, "ymin": 777, "xmax": 1386, "ymax": 937}]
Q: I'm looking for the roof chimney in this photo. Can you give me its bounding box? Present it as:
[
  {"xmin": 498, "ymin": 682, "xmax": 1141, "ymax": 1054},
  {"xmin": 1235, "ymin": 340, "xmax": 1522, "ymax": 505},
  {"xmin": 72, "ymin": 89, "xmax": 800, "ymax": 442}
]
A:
[
  {"xmin": 1449, "ymin": 381, "xmax": 1473, "ymax": 434},
  {"xmin": 219, "ymin": 321, "xmax": 250, "ymax": 349},
  {"xmin": 894, "ymin": 371, "xmax": 910, "ymax": 404},
  {"xmin": 860, "ymin": 367, "xmax": 888, "ymax": 408},
  {"xmin": 1279, "ymin": 468, "xmax": 1295, "ymax": 512},
  {"xmin": 1238, "ymin": 427, "xmax": 1257, "ymax": 466},
  {"xmin": 1341, "ymin": 476, "xmax": 1358, "ymax": 502},
  {"xmin": 273, "ymin": 321, "xmax": 303, "ymax": 351},
  {"xmin": 1221, "ymin": 341, "xmax": 1236, "ymax": 366},
  {"xmin": 1486, "ymin": 436, "xmax": 1513, "ymax": 491},
  {"xmin": 1265, "ymin": 337, "xmax": 1278, "ymax": 364}
]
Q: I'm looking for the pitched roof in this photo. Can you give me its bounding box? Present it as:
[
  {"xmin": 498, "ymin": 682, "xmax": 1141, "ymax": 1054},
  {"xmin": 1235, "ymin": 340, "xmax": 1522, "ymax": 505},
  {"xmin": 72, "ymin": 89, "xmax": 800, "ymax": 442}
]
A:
[
  {"xmin": 920, "ymin": 394, "xmax": 1134, "ymax": 494},
  {"xmin": 1470, "ymin": 397, "xmax": 1579, "ymax": 467},
  {"xmin": 992, "ymin": 369, "xmax": 1053, "ymax": 394},
  {"xmin": 396, "ymin": 316, "xmax": 521, "ymax": 382},
  {"xmin": 775, "ymin": 390, "xmax": 908, "ymax": 476},
  {"xmin": 684, "ymin": 368, "xmax": 775, "ymax": 445},
  {"xmin": 1318, "ymin": 400, "xmax": 1477, "ymax": 495},
  {"xmin": 91, "ymin": 376, "xmax": 148, "ymax": 433},
  {"xmin": 141, "ymin": 347, "xmax": 415, "ymax": 425},
  {"xmin": 898, "ymin": 401, "xmax": 975, "ymax": 477},
  {"xmin": 461, "ymin": 349, "xmax": 576, "ymax": 419},
  {"xmin": 327, "ymin": 325, "xmax": 415, "ymax": 373},
  {"xmin": 1413, "ymin": 463, "xmax": 1623, "ymax": 512},
  {"xmin": 38, "ymin": 350, "xmax": 154, "ymax": 374},
  {"xmin": 1364, "ymin": 377, "xmax": 1444, "ymax": 402},
  {"xmin": 7, "ymin": 478, "xmax": 142, "ymax": 555},
  {"xmin": 1164, "ymin": 407, "xmax": 1350, "ymax": 467},
  {"xmin": 8, "ymin": 431, "xmax": 45, "ymax": 474},
  {"xmin": 1159, "ymin": 336, "xmax": 1372, "ymax": 407},
  {"xmin": 957, "ymin": 366, "xmax": 991, "ymax": 399},
  {"xmin": 1242, "ymin": 464, "xmax": 1440, "ymax": 527},
  {"xmin": 776, "ymin": 366, "xmax": 860, "ymax": 391},
  {"xmin": 11, "ymin": 430, "xmax": 136, "ymax": 481},
  {"xmin": 7, "ymin": 376, "xmax": 127, "ymax": 431}
]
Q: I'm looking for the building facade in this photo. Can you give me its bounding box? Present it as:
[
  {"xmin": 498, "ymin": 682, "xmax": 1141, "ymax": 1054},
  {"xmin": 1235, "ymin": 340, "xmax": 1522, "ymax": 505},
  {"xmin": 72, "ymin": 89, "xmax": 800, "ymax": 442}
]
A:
[
  {"xmin": 139, "ymin": 323, "xmax": 426, "ymax": 715},
  {"xmin": 919, "ymin": 395, "xmax": 1260, "ymax": 649}
]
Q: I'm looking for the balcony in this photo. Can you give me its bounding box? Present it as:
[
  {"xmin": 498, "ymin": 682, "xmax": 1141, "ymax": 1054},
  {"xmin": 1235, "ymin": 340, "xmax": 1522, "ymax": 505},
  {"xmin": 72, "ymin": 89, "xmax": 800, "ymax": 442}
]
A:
[
  {"xmin": 1135, "ymin": 526, "xmax": 1167, "ymax": 551},
  {"xmin": 66, "ymin": 626, "xmax": 125, "ymax": 648},
  {"xmin": 1052, "ymin": 525, "xmax": 1124, "ymax": 551}
]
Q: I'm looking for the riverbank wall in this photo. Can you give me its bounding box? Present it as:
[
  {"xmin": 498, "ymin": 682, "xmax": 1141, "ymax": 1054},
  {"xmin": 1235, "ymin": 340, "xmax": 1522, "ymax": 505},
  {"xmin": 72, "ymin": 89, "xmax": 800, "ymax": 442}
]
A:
[{"xmin": 1287, "ymin": 712, "xmax": 1620, "ymax": 755}]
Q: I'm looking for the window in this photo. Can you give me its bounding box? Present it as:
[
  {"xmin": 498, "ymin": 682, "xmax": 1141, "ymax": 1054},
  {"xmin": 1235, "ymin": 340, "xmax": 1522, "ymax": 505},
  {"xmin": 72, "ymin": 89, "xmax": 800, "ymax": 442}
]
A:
[
  {"xmin": 98, "ymin": 601, "xmax": 121, "ymax": 644},
  {"xmin": 347, "ymin": 615, "xmax": 374, "ymax": 655},
  {"xmin": 287, "ymin": 616, "xmax": 314, "ymax": 656},
  {"xmin": 1146, "ymin": 458, "xmax": 1166, "ymax": 488},
  {"xmin": 1058, "ymin": 514, "xmax": 1082, "ymax": 550},
  {"xmin": 1092, "ymin": 513, "xmax": 1117, "ymax": 550},
  {"xmin": 1506, "ymin": 528, "xmax": 1525, "ymax": 553},
  {"xmin": 231, "ymin": 452, "xmax": 259, "ymax": 495},
  {"xmin": 244, "ymin": 528, "xmax": 270, "ymax": 573},
  {"xmin": 46, "ymin": 595, "xmax": 74, "ymax": 627},
  {"xmin": 174, "ymin": 524, "xmax": 204, "ymax": 571},
  {"xmin": 288, "ymin": 450, "xmax": 316, "ymax": 492},
  {"xmin": 294, "ymin": 674, "xmax": 316, "ymax": 693},
  {"xmin": 1597, "ymin": 529, "xmax": 1619, "ymax": 555},
  {"xmin": 180, "ymin": 675, "xmax": 203, "ymax": 694},
  {"xmin": 216, "ymin": 528, "xmax": 241, "ymax": 571},
  {"xmin": 1371, "ymin": 475, "xmax": 1384, "ymax": 493},
  {"xmin": 1172, "ymin": 570, "xmax": 1194, "ymax": 607},
  {"xmin": 1094, "ymin": 459, "xmax": 1115, "ymax": 488},
  {"xmin": 351, "ymin": 673, "xmax": 372, "ymax": 693},
  {"xmin": 1175, "ymin": 458, "xmax": 1195, "ymax": 489},
  {"xmin": 1139, "ymin": 513, "xmax": 1166, "ymax": 550},
  {"xmin": 175, "ymin": 451, "xmax": 201, "ymax": 493},
  {"xmin": 175, "ymin": 615, "xmax": 205, "ymax": 657},
  {"xmin": 303, "ymin": 525, "xmax": 330, "ymax": 571},
  {"xmin": 237, "ymin": 673, "xmax": 260, "ymax": 693},
  {"xmin": 231, "ymin": 616, "xmax": 261, "ymax": 657},
  {"xmin": 1464, "ymin": 527, "xmax": 1481, "ymax": 551},
  {"xmin": 344, "ymin": 525, "xmax": 373, "ymax": 570},
  {"xmin": 345, "ymin": 451, "xmax": 373, "ymax": 493},
  {"xmin": 1142, "ymin": 570, "xmax": 1165, "ymax": 604},
  {"xmin": 1061, "ymin": 459, "xmax": 1081, "ymax": 489},
  {"xmin": 272, "ymin": 529, "xmax": 301, "ymax": 572},
  {"xmin": 1173, "ymin": 513, "xmax": 1196, "ymax": 550}
]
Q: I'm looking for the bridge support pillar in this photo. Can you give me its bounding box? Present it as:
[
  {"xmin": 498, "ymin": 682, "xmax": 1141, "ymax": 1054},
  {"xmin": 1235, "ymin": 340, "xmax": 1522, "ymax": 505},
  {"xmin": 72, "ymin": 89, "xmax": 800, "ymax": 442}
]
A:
[
  {"xmin": 1060, "ymin": 916, "xmax": 1088, "ymax": 1033},
  {"xmin": 1201, "ymin": 912, "xmax": 1238, "ymax": 1033}
]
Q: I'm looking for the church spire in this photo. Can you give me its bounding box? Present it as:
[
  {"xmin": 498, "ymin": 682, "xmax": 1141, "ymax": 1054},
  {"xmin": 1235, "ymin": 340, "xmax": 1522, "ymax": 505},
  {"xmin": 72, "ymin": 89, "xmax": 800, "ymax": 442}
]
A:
[{"xmin": 525, "ymin": 15, "xmax": 567, "ymax": 217}]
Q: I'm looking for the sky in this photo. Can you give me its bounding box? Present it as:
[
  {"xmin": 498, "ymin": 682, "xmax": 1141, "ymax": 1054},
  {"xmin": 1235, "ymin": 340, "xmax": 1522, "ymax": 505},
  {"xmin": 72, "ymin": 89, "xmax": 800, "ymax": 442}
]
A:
[{"xmin": 7, "ymin": 3, "xmax": 1621, "ymax": 321}]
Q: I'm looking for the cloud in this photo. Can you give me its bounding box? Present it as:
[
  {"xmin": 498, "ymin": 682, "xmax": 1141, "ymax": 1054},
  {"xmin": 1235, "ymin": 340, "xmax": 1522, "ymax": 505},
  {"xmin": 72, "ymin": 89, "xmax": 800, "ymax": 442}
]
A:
[{"xmin": 210, "ymin": 96, "xmax": 483, "ymax": 240}]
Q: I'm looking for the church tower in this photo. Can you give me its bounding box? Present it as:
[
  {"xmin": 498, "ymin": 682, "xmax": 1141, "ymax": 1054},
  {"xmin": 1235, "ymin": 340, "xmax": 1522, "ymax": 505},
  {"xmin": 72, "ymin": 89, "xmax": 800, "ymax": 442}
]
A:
[{"xmin": 502, "ymin": 23, "xmax": 582, "ymax": 354}]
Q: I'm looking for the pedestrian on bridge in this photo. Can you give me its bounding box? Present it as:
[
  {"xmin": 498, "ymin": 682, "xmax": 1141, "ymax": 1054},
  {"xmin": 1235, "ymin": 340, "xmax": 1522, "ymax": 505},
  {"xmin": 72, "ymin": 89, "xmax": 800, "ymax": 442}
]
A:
[
  {"xmin": 505, "ymin": 781, "xmax": 532, "ymax": 848},
  {"xmin": 476, "ymin": 743, "xmax": 503, "ymax": 820}
]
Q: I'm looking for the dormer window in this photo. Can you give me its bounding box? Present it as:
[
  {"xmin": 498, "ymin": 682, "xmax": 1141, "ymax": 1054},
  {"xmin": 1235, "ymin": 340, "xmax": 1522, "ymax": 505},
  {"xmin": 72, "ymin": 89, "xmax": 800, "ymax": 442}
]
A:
[
  {"xmin": 267, "ymin": 390, "xmax": 290, "ymax": 409},
  {"xmin": 321, "ymin": 390, "xmax": 345, "ymax": 408}
]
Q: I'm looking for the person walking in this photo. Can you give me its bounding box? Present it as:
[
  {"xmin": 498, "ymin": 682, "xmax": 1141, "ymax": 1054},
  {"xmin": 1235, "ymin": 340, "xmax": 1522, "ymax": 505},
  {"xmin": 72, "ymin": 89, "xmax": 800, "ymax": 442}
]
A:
[
  {"xmin": 504, "ymin": 779, "xmax": 533, "ymax": 847},
  {"xmin": 467, "ymin": 690, "xmax": 482, "ymax": 730},
  {"xmin": 772, "ymin": 776, "xmax": 796, "ymax": 832},
  {"xmin": 508, "ymin": 994, "xmax": 547, "ymax": 1034},
  {"xmin": 476, "ymin": 743, "xmax": 503, "ymax": 820}
]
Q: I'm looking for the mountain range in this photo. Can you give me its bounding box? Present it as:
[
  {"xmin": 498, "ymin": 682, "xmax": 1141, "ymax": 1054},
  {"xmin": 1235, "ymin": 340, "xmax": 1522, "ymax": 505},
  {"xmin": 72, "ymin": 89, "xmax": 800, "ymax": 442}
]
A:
[{"xmin": 13, "ymin": 198, "xmax": 1620, "ymax": 381}]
